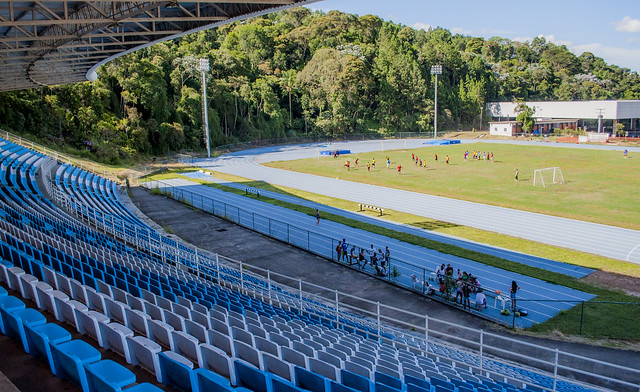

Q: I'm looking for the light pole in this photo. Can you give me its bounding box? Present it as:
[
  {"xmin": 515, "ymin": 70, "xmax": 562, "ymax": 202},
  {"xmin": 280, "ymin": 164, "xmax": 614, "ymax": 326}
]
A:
[
  {"xmin": 431, "ymin": 65, "xmax": 442, "ymax": 139},
  {"xmin": 196, "ymin": 58, "xmax": 211, "ymax": 157}
]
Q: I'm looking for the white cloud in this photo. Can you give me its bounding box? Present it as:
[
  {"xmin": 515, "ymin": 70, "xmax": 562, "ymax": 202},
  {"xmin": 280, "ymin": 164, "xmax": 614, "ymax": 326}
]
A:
[
  {"xmin": 451, "ymin": 27, "xmax": 470, "ymax": 35},
  {"xmin": 539, "ymin": 34, "xmax": 572, "ymax": 47},
  {"xmin": 411, "ymin": 22, "xmax": 432, "ymax": 31},
  {"xmin": 570, "ymin": 42, "xmax": 640, "ymax": 72},
  {"xmin": 511, "ymin": 36, "xmax": 533, "ymax": 43},
  {"xmin": 613, "ymin": 16, "xmax": 640, "ymax": 33}
]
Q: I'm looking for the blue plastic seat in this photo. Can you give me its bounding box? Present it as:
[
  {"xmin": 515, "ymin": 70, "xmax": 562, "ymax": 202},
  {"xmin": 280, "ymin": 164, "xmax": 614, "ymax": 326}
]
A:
[
  {"xmin": 24, "ymin": 322, "xmax": 72, "ymax": 365},
  {"xmin": 50, "ymin": 339, "xmax": 102, "ymax": 391},
  {"xmin": 404, "ymin": 375, "xmax": 431, "ymax": 392},
  {"xmin": 294, "ymin": 366, "xmax": 330, "ymax": 392},
  {"xmin": 331, "ymin": 381, "xmax": 359, "ymax": 392},
  {"xmin": 157, "ymin": 351, "xmax": 199, "ymax": 391},
  {"xmin": 0, "ymin": 295, "xmax": 26, "ymax": 334},
  {"xmin": 2, "ymin": 307, "xmax": 47, "ymax": 351},
  {"xmin": 85, "ymin": 359, "xmax": 136, "ymax": 392},
  {"xmin": 374, "ymin": 372, "xmax": 403, "ymax": 391},
  {"xmin": 234, "ymin": 359, "xmax": 273, "ymax": 392},
  {"xmin": 196, "ymin": 368, "xmax": 233, "ymax": 392},
  {"xmin": 341, "ymin": 369, "xmax": 373, "ymax": 392}
]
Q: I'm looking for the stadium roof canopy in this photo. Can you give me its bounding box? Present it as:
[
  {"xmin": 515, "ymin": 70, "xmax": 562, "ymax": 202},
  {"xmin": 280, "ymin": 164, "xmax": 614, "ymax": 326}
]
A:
[{"xmin": 0, "ymin": 0, "xmax": 318, "ymax": 92}]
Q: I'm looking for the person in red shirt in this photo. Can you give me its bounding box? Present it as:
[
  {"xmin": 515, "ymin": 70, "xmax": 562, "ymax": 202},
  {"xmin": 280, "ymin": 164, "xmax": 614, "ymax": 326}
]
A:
[{"xmin": 397, "ymin": 164, "xmax": 402, "ymax": 174}]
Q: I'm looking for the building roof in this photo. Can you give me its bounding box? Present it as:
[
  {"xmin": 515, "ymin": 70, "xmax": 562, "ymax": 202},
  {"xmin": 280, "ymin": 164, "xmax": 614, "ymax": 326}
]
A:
[
  {"xmin": 0, "ymin": 0, "xmax": 318, "ymax": 92},
  {"xmin": 486, "ymin": 100, "xmax": 640, "ymax": 120},
  {"xmin": 490, "ymin": 119, "xmax": 579, "ymax": 125}
]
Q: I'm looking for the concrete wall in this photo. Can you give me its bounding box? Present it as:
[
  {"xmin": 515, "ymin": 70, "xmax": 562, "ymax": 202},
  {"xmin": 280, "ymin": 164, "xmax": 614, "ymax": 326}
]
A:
[{"xmin": 489, "ymin": 122, "xmax": 514, "ymax": 136}]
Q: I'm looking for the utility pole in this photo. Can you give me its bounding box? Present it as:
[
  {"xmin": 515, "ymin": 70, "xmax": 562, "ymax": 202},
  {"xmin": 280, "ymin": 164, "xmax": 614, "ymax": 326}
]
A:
[
  {"xmin": 431, "ymin": 65, "xmax": 443, "ymax": 139},
  {"xmin": 197, "ymin": 58, "xmax": 211, "ymax": 157}
]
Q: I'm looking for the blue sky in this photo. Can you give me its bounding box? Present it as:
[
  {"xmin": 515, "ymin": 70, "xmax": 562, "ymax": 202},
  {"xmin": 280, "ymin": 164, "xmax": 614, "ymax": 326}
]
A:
[{"xmin": 308, "ymin": 0, "xmax": 640, "ymax": 73}]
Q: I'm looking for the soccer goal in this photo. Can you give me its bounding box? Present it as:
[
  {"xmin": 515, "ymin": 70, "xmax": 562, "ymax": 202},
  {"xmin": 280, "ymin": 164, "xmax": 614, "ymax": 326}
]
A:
[{"xmin": 533, "ymin": 167, "xmax": 564, "ymax": 187}]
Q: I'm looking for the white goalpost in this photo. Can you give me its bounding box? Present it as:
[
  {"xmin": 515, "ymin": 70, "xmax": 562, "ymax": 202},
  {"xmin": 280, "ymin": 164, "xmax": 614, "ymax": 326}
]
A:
[{"xmin": 533, "ymin": 167, "xmax": 564, "ymax": 187}]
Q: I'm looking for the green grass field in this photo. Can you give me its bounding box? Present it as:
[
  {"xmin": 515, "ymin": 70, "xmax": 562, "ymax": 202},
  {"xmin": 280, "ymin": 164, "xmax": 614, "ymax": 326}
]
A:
[{"xmin": 266, "ymin": 143, "xmax": 640, "ymax": 230}]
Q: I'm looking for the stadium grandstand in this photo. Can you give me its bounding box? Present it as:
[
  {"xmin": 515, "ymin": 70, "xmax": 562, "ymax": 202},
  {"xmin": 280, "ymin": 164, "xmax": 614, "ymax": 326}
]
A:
[{"xmin": 1, "ymin": 2, "xmax": 639, "ymax": 392}]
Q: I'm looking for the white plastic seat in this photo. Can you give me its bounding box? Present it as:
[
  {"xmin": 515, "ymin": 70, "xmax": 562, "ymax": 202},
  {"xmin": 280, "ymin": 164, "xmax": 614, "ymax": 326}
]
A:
[
  {"xmin": 99, "ymin": 321, "xmax": 134, "ymax": 362},
  {"xmin": 18, "ymin": 273, "xmax": 38, "ymax": 300},
  {"xmin": 185, "ymin": 319, "xmax": 208, "ymax": 344},
  {"xmin": 126, "ymin": 294, "xmax": 145, "ymax": 311},
  {"xmin": 233, "ymin": 339, "xmax": 262, "ymax": 369},
  {"xmin": 199, "ymin": 343, "xmax": 237, "ymax": 385},
  {"xmin": 7, "ymin": 266, "xmax": 25, "ymax": 291},
  {"xmin": 104, "ymin": 297, "xmax": 129, "ymax": 325},
  {"xmin": 69, "ymin": 278, "xmax": 87, "ymax": 304},
  {"xmin": 171, "ymin": 330, "xmax": 202, "ymax": 364},
  {"xmin": 54, "ymin": 272, "xmax": 71, "ymax": 296},
  {"xmin": 125, "ymin": 307, "xmax": 151, "ymax": 336},
  {"xmin": 309, "ymin": 357, "xmax": 339, "ymax": 381},
  {"xmin": 210, "ymin": 318, "xmax": 229, "ymax": 335},
  {"xmin": 86, "ymin": 288, "xmax": 108, "ymax": 313},
  {"xmin": 75, "ymin": 308, "xmax": 110, "ymax": 346},
  {"xmin": 147, "ymin": 318, "xmax": 175, "ymax": 350},
  {"xmin": 162, "ymin": 309, "xmax": 185, "ymax": 331},
  {"xmin": 41, "ymin": 266, "xmax": 58, "ymax": 287},
  {"xmin": 172, "ymin": 303, "xmax": 191, "ymax": 319},
  {"xmin": 54, "ymin": 296, "xmax": 87, "ymax": 328},
  {"xmin": 31, "ymin": 281, "xmax": 53, "ymax": 309},
  {"xmin": 190, "ymin": 310, "xmax": 210, "ymax": 329},
  {"xmin": 262, "ymin": 352, "xmax": 294, "ymax": 381},
  {"xmin": 144, "ymin": 302, "xmax": 165, "ymax": 322},
  {"xmin": 254, "ymin": 336, "xmax": 280, "ymax": 357},
  {"xmin": 345, "ymin": 360, "xmax": 372, "ymax": 379},
  {"xmin": 207, "ymin": 328, "xmax": 234, "ymax": 356},
  {"xmin": 292, "ymin": 341, "xmax": 316, "ymax": 358},
  {"xmin": 280, "ymin": 346, "xmax": 308, "ymax": 368},
  {"xmin": 126, "ymin": 335, "xmax": 162, "ymax": 375},
  {"xmin": 317, "ymin": 350, "xmax": 343, "ymax": 368},
  {"xmin": 232, "ymin": 326, "xmax": 254, "ymax": 346}
]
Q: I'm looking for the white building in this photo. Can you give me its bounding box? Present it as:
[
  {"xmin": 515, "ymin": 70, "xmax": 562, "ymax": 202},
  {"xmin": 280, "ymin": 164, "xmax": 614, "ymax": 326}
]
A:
[
  {"xmin": 486, "ymin": 100, "xmax": 640, "ymax": 134},
  {"xmin": 489, "ymin": 119, "xmax": 578, "ymax": 137}
]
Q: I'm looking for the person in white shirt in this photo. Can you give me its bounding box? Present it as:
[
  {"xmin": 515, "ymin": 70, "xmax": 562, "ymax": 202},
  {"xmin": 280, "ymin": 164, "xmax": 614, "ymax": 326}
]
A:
[{"xmin": 475, "ymin": 289, "xmax": 487, "ymax": 310}]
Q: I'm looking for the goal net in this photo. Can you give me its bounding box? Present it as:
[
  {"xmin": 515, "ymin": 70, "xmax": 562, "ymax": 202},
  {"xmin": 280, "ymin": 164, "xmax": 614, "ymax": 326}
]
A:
[{"xmin": 533, "ymin": 167, "xmax": 564, "ymax": 187}]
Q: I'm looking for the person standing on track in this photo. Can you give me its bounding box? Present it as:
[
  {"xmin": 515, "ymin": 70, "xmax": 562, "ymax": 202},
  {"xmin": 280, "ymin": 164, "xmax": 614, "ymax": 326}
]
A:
[
  {"xmin": 510, "ymin": 280, "xmax": 520, "ymax": 310},
  {"xmin": 341, "ymin": 239, "xmax": 348, "ymax": 262},
  {"xmin": 315, "ymin": 209, "xmax": 320, "ymax": 225}
]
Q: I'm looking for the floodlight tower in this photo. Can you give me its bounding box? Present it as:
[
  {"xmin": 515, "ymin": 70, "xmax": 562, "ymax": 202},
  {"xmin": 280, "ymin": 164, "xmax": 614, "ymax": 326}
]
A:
[
  {"xmin": 431, "ymin": 65, "xmax": 443, "ymax": 139},
  {"xmin": 197, "ymin": 58, "xmax": 211, "ymax": 157}
]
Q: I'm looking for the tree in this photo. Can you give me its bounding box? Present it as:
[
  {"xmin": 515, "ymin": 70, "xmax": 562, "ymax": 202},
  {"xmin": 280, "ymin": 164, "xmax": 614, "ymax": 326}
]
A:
[
  {"xmin": 279, "ymin": 69, "xmax": 297, "ymax": 127},
  {"xmin": 514, "ymin": 102, "xmax": 535, "ymax": 135}
]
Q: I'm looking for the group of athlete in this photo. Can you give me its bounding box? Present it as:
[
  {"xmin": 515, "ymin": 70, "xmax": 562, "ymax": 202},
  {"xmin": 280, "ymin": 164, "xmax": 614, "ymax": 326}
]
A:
[{"xmin": 336, "ymin": 239, "xmax": 391, "ymax": 277}]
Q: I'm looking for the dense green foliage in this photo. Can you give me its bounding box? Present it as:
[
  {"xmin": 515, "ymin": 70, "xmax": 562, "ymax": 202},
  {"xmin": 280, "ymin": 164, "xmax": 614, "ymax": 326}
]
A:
[{"xmin": 1, "ymin": 9, "xmax": 639, "ymax": 163}]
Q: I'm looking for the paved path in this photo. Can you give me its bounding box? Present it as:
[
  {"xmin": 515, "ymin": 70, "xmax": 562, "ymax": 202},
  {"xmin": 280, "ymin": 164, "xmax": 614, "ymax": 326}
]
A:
[
  {"xmin": 195, "ymin": 139, "xmax": 640, "ymax": 264},
  {"xmin": 147, "ymin": 177, "xmax": 595, "ymax": 327}
]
